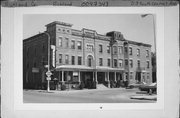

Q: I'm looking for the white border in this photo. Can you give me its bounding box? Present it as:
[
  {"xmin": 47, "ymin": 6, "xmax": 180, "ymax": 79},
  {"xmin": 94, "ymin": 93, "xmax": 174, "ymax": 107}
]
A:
[{"xmin": 12, "ymin": 7, "xmax": 164, "ymax": 111}]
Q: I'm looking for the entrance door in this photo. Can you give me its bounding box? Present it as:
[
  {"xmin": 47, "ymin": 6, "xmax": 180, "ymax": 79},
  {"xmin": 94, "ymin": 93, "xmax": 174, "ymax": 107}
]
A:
[{"xmin": 136, "ymin": 72, "xmax": 141, "ymax": 82}]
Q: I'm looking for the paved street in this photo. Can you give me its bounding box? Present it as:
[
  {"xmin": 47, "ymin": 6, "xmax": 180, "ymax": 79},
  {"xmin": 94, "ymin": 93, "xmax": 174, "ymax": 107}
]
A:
[{"xmin": 23, "ymin": 88, "xmax": 156, "ymax": 103}]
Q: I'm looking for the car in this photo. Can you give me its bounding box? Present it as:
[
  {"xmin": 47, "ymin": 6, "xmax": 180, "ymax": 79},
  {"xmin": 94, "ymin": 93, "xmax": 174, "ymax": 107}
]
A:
[
  {"xmin": 139, "ymin": 83, "xmax": 157, "ymax": 94},
  {"xmin": 128, "ymin": 82, "xmax": 147, "ymax": 89}
]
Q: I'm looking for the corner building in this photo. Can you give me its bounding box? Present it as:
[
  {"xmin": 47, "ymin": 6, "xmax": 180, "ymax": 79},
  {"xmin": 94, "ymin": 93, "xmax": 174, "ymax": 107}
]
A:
[{"xmin": 23, "ymin": 21, "xmax": 152, "ymax": 89}]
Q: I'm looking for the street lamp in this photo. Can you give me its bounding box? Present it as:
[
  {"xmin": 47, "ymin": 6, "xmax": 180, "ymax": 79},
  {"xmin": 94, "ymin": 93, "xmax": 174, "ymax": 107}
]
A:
[{"xmin": 44, "ymin": 32, "xmax": 52, "ymax": 92}]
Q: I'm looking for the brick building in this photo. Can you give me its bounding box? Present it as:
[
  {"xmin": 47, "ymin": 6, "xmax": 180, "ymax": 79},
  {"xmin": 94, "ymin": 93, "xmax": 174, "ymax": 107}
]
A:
[{"xmin": 23, "ymin": 21, "xmax": 152, "ymax": 89}]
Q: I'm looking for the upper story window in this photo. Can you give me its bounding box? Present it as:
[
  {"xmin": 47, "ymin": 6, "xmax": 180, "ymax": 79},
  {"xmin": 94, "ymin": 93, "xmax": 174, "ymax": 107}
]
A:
[
  {"xmin": 119, "ymin": 59, "xmax": 123, "ymax": 67},
  {"xmin": 137, "ymin": 60, "xmax": 140, "ymax": 67},
  {"xmin": 65, "ymin": 38, "xmax": 69, "ymax": 48},
  {"xmin": 124, "ymin": 46, "xmax": 128, "ymax": 54},
  {"xmin": 146, "ymin": 61, "xmax": 150, "ymax": 69},
  {"xmin": 119, "ymin": 46, "xmax": 123, "ymax": 54},
  {"xmin": 87, "ymin": 44, "xmax": 93, "ymax": 52},
  {"xmin": 77, "ymin": 41, "xmax": 82, "ymax": 50},
  {"xmin": 58, "ymin": 37, "xmax": 63, "ymax": 47},
  {"xmin": 129, "ymin": 47, "xmax": 133, "ymax": 55},
  {"xmin": 65, "ymin": 55, "xmax": 69, "ymax": 64},
  {"xmin": 107, "ymin": 45, "xmax": 110, "ymax": 53},
  {"xmin": 71, "ymin": 40, "xmax": 75, "ymax": 49},
  {"xmin": 34, "ymin": 47, "xmax": 37, "ymax": 56},
  {"xmin": 129, "ymin": 59, "xmax": 133, "ymax": 68},
  {"xmin": 99, "ymin": 44, "xmax": 103, "ymax": 53},
  {"xmin": 146, "ymin": 50, "xmax": 149, "ymax": 57},
  {"xmin": 113, "ymin": 46, "xmax": 117, "ymax": 54},
  {"xmin": 107, "ymin": 59, "xmax": 111, "ymax": 67},
  {"xmin": 71, "ymin": 56, "xmax": 75, "ymax": 65},
  {"xmin": 125, "ymin": 59, "xmax": 128, "ymax": 66},
  {"xmin": 59, "ymin": 54, "xmax": 62, "ymax": 64},
  {"xmin": 114, "ymin": 59, "xmax": 117, "ymax": 67},
  {"xmin": 99, "ymin": 58, "xmax": 103, "ymax": 66},
  {"xmin": 137, "ymin": 48, "xmax": 140, "ymax": 56},
  {"xmin": 78, "ymin": 56, "xmax": 82, "ymax": 65}
]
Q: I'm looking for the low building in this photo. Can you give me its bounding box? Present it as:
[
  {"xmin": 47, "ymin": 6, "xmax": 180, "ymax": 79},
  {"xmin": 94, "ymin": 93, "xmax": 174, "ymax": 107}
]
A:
[{"xmin": 23, "ymin": 21, "xmax": 152, "ymax": 89}]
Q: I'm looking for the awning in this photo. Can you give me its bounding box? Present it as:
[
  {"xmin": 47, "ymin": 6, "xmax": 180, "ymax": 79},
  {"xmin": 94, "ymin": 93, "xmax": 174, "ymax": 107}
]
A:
[
  {"xmin": 56, "ymin": 65, "xmax": 124, "ymax": 72},
  {"xmin": 96, "ymin": 66, "xmax": 124, "ymax": 72},
  {"xmin": 56, "ymin": 65, "xmax": 94, "ymax": 71}
]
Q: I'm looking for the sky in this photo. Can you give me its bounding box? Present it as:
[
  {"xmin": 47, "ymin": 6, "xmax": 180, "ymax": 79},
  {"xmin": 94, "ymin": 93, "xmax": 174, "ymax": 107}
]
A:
[{"xmin": 23, "ymin": 14, "xmax": 155, "ymax": 52}]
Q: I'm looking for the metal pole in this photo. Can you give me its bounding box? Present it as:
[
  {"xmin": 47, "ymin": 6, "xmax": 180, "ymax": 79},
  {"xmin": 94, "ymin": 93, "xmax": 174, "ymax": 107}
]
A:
[{"xmin": 44, "ymin": 32, "xmax": 51, "ymax": 92}]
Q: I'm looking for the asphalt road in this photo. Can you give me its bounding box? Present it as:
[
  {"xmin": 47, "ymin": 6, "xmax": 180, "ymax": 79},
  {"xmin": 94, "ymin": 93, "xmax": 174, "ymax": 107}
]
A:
[{"xmin": 23, "ymin": 88, "xmax": 156, "ymax": 103}]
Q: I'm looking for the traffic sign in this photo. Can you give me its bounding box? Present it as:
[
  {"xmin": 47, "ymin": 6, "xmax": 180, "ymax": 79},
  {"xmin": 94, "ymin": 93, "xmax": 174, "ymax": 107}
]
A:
[
  {"xmin": 46, "ymin": 70, "xmax": 52, "ymax": 77},
  {"xmin": 46, "ymin": 77, "xmax": 51, "ymax": 81}
]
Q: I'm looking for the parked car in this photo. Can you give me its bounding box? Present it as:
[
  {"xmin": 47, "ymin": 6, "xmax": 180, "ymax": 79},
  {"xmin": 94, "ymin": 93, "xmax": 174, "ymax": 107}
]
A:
[
  {"xmin": 128, "ymin": 82, "xmax": 146, "ymax": 89},
  {"xmin": 139, "ymin": 83, "xmax": 157, "ymax": 94}
]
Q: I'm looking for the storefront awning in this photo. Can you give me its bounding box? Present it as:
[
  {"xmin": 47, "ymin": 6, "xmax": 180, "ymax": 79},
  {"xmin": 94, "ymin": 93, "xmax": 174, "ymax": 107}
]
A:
[
  {"xmin": 56, "ymin": 65, "xmax": 124, "ymax": 72},
  {"xmin": 56, "ymin": 65, "xmax": 94, "ymax": 71},
  {"xmin": 96, "ymin": 66, "xmax": 124, "ymax": 72}
]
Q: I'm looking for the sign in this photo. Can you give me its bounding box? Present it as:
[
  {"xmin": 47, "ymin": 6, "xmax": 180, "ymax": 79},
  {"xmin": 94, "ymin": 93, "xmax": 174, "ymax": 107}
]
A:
[
  {"xmin": 32, "ymin": 68, "xmax": 39, "ymax": 73},
  {"xmin": 46, "ymin": 77, "xmax": 51, "ymax": 81},
  {"xmin": 46, "ymin": 70, "xmax": 52, "ymax": 77},
  {"xmin": 73, "ymin": 72, "xmax": 78, "ymax": 76}
]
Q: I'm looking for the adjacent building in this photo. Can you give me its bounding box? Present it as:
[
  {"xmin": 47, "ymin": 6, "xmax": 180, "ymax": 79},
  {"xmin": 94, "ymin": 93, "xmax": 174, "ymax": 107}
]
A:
[{"xmin": 23, "ymin": 21, "xmax": 152, "ymax": 89}]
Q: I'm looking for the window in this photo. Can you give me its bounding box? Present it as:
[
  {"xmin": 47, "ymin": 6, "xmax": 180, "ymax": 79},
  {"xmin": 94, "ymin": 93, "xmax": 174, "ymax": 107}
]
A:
[
  {"xmin": 119, "ymin": 46, "xmax": 123, "ymax": 54},
  {"xmin": 137, "ymin": 60, "xmax": 140, "ymax": 67},
  {"xmin": 58, "ymin": 37, "xmax": 62, "ymax": 46},
  {"xmin": 146, "ymin": 61, "xmax": 150, "ymax": 68},
  {"xmin": 129, "ymin": 47, "xmax": 133, "ymax": 55},
  {"xmin": 65, "ymin": 55, "xmax": 69, "ymax": 64},
  {"xmin": 78, "ymin": 56, "xmax": 82, "ymax": 65},
  {"xmin": 119, "ymin": 59, "xmax": 123, "ymax": 67},
  {"xmin": 65, "ymin": 38, "xmax": 69, "ymax": 48},
  {"xmin": 77, "ymin": 41, "xmax": 82, "ymax": 50},
  {"xmin": 124, "ymin": 47, "xmax": 128, "ymax": 53},
  {"xmin": 71, "ymin": 40, "xmax": 75, "ymax": 49},
  {"xmin": 87, "ymin": 44, "xmax": 93, "ymax": 51},
  {"xmin": 33, "ymin": 62, "xmax": 37, "ymax": 67},
  {"xmin": 99, "ymin": 44, "xmax": 103, "ymax": 53},
  {"xmin": 114, "ymin": 59, "xmax": 117, "ymax": 67},
  {"xmin": 129, "ymin": 60, "xmax": 133, "ymax": 68},
  {"xmin": 137, "ymin": 49, "xmax": 140, "ymax": 56},
  {"xmin": 130, "ymin": 73, "xmax": 133, "ymax": 79},
  {"xmin": 99, "ymin": 58, "xmax": 103, "ymax": 66},
  {"xmin": 59, "ymin": 54, "xmax": 62, "ymax": 64},
  {"xmin": 107, "ymin": 46, "xmax": 110, "ymax": 53},
  {"xmin": 107, "ymin": 59, "xmax": 111, "ymax": 67},
  {"xmin": 71, "ymin": 56, "xmax": 75, "ymax": 65},
  {"xmin": 113, "ymin": 46, "xmax": 117, "ymax": 54},
  {"xmin": 125, "ymin": 59, "xmax": 128, "ymax": 66},
  {"xmin": 146, "ymin": 50, "xmax": 149, "ymax": 57}
]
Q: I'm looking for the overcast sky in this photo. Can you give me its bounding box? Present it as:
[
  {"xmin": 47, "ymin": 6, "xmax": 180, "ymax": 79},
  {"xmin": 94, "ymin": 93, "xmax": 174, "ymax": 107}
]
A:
[{"xmin": 23, "ymin": 14, "xmax": 155, "ymax": 52}]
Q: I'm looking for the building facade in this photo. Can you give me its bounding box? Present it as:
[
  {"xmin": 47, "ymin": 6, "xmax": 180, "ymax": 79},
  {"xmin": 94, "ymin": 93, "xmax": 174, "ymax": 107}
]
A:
[{"xmin": 23, "ymin": 21, "xmax": 152, "ymax": 89}]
